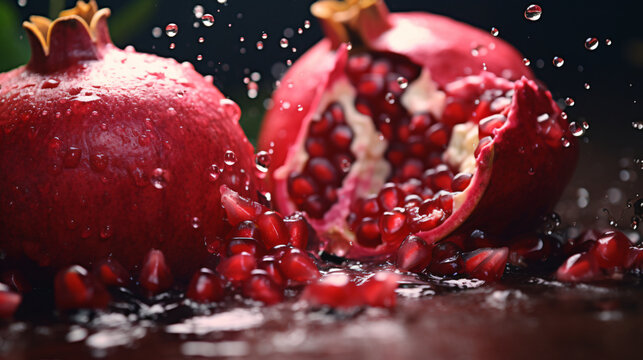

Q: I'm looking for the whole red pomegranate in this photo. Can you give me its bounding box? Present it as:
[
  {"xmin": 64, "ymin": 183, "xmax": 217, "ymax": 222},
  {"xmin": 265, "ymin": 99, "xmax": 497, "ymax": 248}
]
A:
[
  {"xmin": 0, "ymin": 1, "xmax": 258, "ymax": 277},
  {"xmin": 259, "ymin": 0, "xmax": 578, "ymax": 258}
]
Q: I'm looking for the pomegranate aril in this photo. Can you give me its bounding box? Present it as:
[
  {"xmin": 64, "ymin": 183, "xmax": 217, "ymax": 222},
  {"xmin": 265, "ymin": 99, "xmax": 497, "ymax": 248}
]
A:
[
  {"xmin": 426, "ymin": 123, "xmax": 449, "ymax": 148},
  {"xmin": 407, "ymin": 136, "xmax": 427, "ymax": 157},
  {"xmin": 228, "ymin": 220, "xmax": 259, "ymax": 241},
  {"xmin": 227, "ymin": 237, "xmax": 264, "ymax": 257},
  {"xmin": 0, "ymin": 284, "xmax": 21, "ymax": 318},
  {"xmin": 259, "ymin": 256, "xmax": 286, "ymax": 286},
  {"xmin": 409, "ymin": 114, "xmax": 433, "ymax": 134},
  {"xmin": 306, "ymin": 157, "xmax": 339, "ymax": 185},
  {"xmin": 463, "ymin": 247, "xmax": 508, "ymax": 281},
  {"xmin": 593, "ymin": 231, "xmax": 631, "ymax": 270},
  {"xmin": 347, "ymin": 53, "xmax": 372, "ymax": 78},
  {"xmin": 355, "ymin": 217, "xmax": 382, "ymax": 248},
  {"xmin": 396, "ymin": 235, "xmax": 432, "ymax": 272},
  {"xmin": 430, "ymin": 242, "xmax": 463, "ymax": 276},
  {"xmin": 423, "ymin": 165, "xmax": 453, "ymax": 191},
  {"xmin": 474, "ymin": 136, "xmax": 492, "ymax": 158},
  {"xmin": 267, "ymin": 244, "xmax": 290, "ymax": 260},
  {"xmin": 451, "ymin": 173, "xmax": 473, "ymax": 192},
  {"xmin": 278, "ymin": 248, "xmax": 320, "ymax": 284},
  {"xmin": 556, "ymin": 252, "xmax": 601, "ymax": 282},
  {"xmin": 139, "ymin": 249, "xmax": 173, "ymax": 295},
  {"xmin": 288, "ymin": 173, "xmax": 318, "ymax": 199},
  {"xmin": 218, "ymin": 252, "xmax": 257, "ymax": 282},
  {"xmin": 256, "ymin": 211, "xmax": 289, "ymax": 249},
  {"xmin": 380, "ymin": 209, "xmax": 408, "ymax": 243},
  {"xmin": 220, "ymin": 185, "xmax": 264, "ymax": 226},
  {"xmin": 301, "ymin": 273, "xmax": 359, "ymax": 308},
  {"xmin": 186, "ymin": 268, "xmax": 225, "ymax": 303},
  {"xmin": 305, "ymin": 137, "xmax": 327, "ymax": 157},
  {"xmin": 242, "ymin": 271, "xmax": 283, "ymax": 305},
  {"xmin": 399, "ymin": 158, "xmax": 424, "ymax": 180},
  {"xmin": 330, "ymin": 125, "xmax": 353, "ymax": 151},
  {"xmin": 1, "ymin": 270, "xmax": 31, "ymax": 293},
  {"xmin": 359, "ymin": 272, "xmax": 400, "ymax": 308},
  {"xmin": 386, "ymin": 144, "xmax": 406, "ymax": 166},
  {"xmin": 413, "ymin": 209, "xmax": 445, "ymax": 232},
  {"xmin": 370, "ymin": 59, "xmax": 391, "ymax": 75},
  {"xmin": 55, "ymin": 265, "xmax": 110, "ymax": 310},
  {"xmin": 310, "ymin": 112, "xmax": 335, "ymax": 136},
  {"xmin": 478, "ymin": 114, "xmax": 507, "ymax": 138},
  {"xmin": 508, "ymin": 234, "xmax": 560, "ymax": 267},
  {"xmin": 436, "ymin": 192, "xmax": 454, "ymax": 215},
  {"xmin": 302, "ymin": 194, "xmax": 327, "ymax": 218},
  {"xmin": 93, "ymin": 258, "xmax": 130, "ymax": 287},
  {"xmin": 284, "ymin": 213, "xmax": 309, "ymax": 250},
  {"xmin": 378, "ymin": 184, "xmax": 403, "ymax": 211},
  {"xmin": 360, "ymin": 195, "xmax": 381, "ymax": 218},
  {"xmin": 358, "ymin": 75, "xmax": 385, "ymax": 97},
  {"xmin": 564, "ymin": 229, "xmax": 601, "ymax": 255}
]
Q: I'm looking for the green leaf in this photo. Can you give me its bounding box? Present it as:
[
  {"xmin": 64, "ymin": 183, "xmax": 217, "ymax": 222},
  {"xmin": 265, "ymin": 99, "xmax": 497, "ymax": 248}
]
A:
[
  {"xmin": 108, "ymin": 0, "xmax": 157, "ymax": 46},
  {"xmin": 0, "ymin": 0, "xmax": 30, "ymax": 72}
]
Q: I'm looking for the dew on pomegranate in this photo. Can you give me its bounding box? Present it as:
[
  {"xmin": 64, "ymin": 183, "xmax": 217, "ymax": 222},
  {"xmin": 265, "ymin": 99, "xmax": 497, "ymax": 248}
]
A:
[{"xmin": 490, "ymin": 27, "xmax": 499, "ymax": 37}]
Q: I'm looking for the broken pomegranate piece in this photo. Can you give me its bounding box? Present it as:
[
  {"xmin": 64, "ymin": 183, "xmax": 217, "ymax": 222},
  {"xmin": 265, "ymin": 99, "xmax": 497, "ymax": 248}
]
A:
[{"xmin": 54, "ymin": 265, "xmax": 110, "ymax": 310}]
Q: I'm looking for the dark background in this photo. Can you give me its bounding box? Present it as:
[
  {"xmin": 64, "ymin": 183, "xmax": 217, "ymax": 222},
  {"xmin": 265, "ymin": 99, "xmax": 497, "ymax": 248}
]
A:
[{"xmin": 0, "ymin": 0, "xmax": 642, "ymax": 231}]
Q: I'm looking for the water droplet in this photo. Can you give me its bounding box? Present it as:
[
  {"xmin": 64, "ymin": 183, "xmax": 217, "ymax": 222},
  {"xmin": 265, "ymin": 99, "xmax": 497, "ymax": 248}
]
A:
[
  {"xmin": 605, "ymin": 38, "xmax": 612, "ymax": 46},
  {"xmin": 261, "ymin": 32, "xmax": 268, "ymax": 40},
  {"xmin": 90, "ymin": 153, "xmax": 108, "ymax": 172},
  {"xmin": 152, "ymin": 27, "xmax": 162, "ymax": 38},
  {"xmin": 224, "ymin": 150, "xmax": 237, "ymax": 166},
  {"xmin": 202, "ymin": 14, "xmax": 214, "ymax": 27},
  {"xmin": 560, "ymin": 112, "xmax": 568, "ymax": 120},
  {"xmin": 552, "ymin": 56, "xmax": 564, "ymax": 67},
  {"xmin": 100, "ymin": 225, "xmax": 113, "ymax": 239},
  {"xmin": 208, "ymin": 164, "xmax": 221, "ymax": 182},
  {"xmin": 524, "ymin": 4, "xmax": 542, "ymax": 21},
  {"xmin": 196, "ymin": 54, "xmax": 203, "ymax": 61},
  {"xmin": 250, "ymin": 72, "xmax": 261, "ymax": 81},
  {"xmin": 198, "ymin": 36, "xmax": 205, "ymax": 43},
  {"xmin": 632, "ymin": 121, "xmax": 643, "ymax": 130},
  {"xmin": 256, "ymin": 41, "xmax": 264, "ymax": 50},
  {"xmin": 151, "ymin": 168, "xmax": 170, "ymax": 189},
  {"xmin": 304, "ymin": 20, "xmax": 311, "ymax": 29},
  {"xmin": 239, "ymin": 36, "xmax": 245, "ymax": 42},
  {"xmin": 397, "ymin": 76, "xmax": 408, "ymax": 89},
  {"xmin": 385, "ymin": 92, "xmax": 395, "ymax": 104},
  {"xmin": 255, "ymin": 151, "xmax": 271, "ymax": 172},
  {"xmin": 565, "ymin": 97, "xmax": 575, "ymax": 106},
  {"xmin": 280, "ymin": 38, "xmax": 289, "ymax": 48},
  {"xmin": 193, "ymin": 5, "xmax": 204, "ymax": 18},
  {"xmin": 169, "ymin": 43, "xmax": 176, "ymax": 50},
  {"xmin": 217, "ymin": 0, "xmax": 227, "ymax": 3},
  {"xmin": 632, "ymin": 216, "xmax": 640, "ymax": 230},
  {"xmin": 582, "ymin": 121, "xmax": 589, "ymax": 130},
  {"xmin": 561, "ymin": 137, "xmax": 571, "ymax": 148},
  {"xmin": 523, "ymin": 58, "xmax": 531, "ymax": 66},
  {"xmin": 165, "ymin": 23, "xmax": 178, "ymax": 37},
  {"xmin": 584, "ymin": 37, "xmax": 599, "ymax": 50},
  {"xmin": 569, "ymin": 122, "xmax": 585, "ymax": 137},
  {"xmin": 584, "ymin": 82, "xmax": 591, "ymax": 90},
  {"xmin": 191, "ymin": 217, "xmax": 201, "ymax": 229},
  {"xmin": 490, "ymin": 27, "xmax": 499, "ymax": 37},
  {"xmin": 17, "ymin": 0, "xmax": 27, "ymax": 7},
  {"xmin": 298, "ymin": 27, "xmax": 303, "ymax": 34}
]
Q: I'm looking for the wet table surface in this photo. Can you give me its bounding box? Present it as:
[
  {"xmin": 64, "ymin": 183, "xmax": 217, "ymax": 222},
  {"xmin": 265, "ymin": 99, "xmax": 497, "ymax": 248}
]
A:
[{"xmin": 2, "ymin": 271, "xmax": 642, "ymax": 360}]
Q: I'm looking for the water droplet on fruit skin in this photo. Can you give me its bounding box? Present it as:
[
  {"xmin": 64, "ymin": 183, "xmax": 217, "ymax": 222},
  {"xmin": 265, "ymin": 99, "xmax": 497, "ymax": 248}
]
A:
[
  {"xmin": 255, "ymin": 151, "xmax": 271, "ymax": 173},
  {"xmin": 219, "ymin": 98, "xmax": 241, "ymax": 122},
  {"xmin": 165, "ymin": 23, "xmax": 178, "ymax": 37},
  {"xmin": 90, "ymin": 153, "xmax": 108, "ymax": 172},
  {"xmin": 385, "ymin": 92, "xmax": 395, "ymax": 104},
  {"xmin": 585, "ymin": 37, "xmax": 599, "ymax": 50},
  {"xmin": 565, "ymin": 97, "xmax": 575, "ymax": 107},
  {"xmin": 100, "ymin": 225, "xmax": 113, "ymax": 239},
  {"xmin": 523, "ymin": 58, "xmax": 531, "ymax": 66},
  {"xmin": 561, "ymin": 137, "xmax": 571, "ymax": 148},
  {"xmin": 397, "ymin": 76, "xmax": 408, "ymax": 89},
  {"xmin": 191, "ymin": 217, "xmax": 201, "ymax": 229},
  {"xmin": 224, "ymin": 150, "xmax": 237, "ymax": 166},
  {"xmin": 569, "ymin": 122, "xmax": 585, "ymax": 137},
  {"xmin": 151, "ymin": 168, "xmax": 170, "ymax": 189},
  {"xmin": 524, "ymin": 4, "xmax": 542, "ymax": 21}
]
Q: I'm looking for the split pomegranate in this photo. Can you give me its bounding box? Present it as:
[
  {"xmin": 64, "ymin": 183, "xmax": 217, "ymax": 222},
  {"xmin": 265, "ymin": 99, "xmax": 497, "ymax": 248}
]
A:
[
  {"xmin": 260, "ymin": 0, "xmax": 577, "ymax": 258},
  {"xmin": 0, "ymin": 1, "xmax": 258, "ymax": 278}
]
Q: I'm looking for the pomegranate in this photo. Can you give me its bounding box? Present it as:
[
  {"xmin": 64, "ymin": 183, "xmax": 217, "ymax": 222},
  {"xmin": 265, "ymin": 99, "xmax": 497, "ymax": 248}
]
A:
[
  {"xmin": 259, "ymin": 0, "xmax": 577, "ymax": 259},
  {"xmin": 0, "ymin": 1, "xmax": 258, "ymax": 277}
]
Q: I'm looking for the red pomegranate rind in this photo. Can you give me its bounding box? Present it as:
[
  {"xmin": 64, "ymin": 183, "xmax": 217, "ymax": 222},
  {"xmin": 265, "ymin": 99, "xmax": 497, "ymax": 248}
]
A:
[
  {"xmin": 0, "ymin": 1, "xmax": 258, "ymax": 278},
  {"xmin": 0, "ymin": 284, "xmax": 22, "ymax": 318},
  {"xmin": 260, "ymin": 0, "xmax": 532, "ymax": 177},
  {"xmin": 463, "ymin": 247, "xmax": 508, "ymax": 281},
  {"xmin": 556, "ymin": 253, "xmax": 601, "ymax": 282},
  {"xmin": 139, "ymin": 249, "xmax": 173, "ymax": 295},
  {"xmin": 186, "ymin": 268, "xmax": 225, "ymax": 303},
  {"xmin": 54, "ymin": 265, "xmax": 110, "ymax": 310}
]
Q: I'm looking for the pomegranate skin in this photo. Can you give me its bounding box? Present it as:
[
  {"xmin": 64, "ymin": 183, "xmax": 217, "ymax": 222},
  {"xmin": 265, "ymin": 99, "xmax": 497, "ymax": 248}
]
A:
[
  {"xmin": 259, "ymin": 3, "xmax": 532, "ymax": 176},
  {"xmin": 0, "ymin": 2, "xmax": 257, "ymax": 278}
]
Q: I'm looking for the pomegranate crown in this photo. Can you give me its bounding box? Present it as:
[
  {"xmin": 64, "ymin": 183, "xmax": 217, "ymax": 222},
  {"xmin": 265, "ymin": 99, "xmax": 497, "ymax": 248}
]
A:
[
  {"xmin": 22, "ymin": 0, "xmax": 112, "ymax": 73},
  {"xmin": 310, "ymin": 0, "xmax": 391, "ymax": 48}
]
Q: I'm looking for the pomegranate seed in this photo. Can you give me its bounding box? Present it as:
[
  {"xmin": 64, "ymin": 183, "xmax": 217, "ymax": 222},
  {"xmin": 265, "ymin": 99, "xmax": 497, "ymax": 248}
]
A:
[
  {"xmin": 593, "ymin": 231, "xmax": 631, "ymax": 270},
  {"xmin": 284, "ymin": 213, "xmax": 309, "ymax": 250},
  {"xmin": 220, "ymin": 185, "xmax": 264, "ymax": 226},
  {"xmin": 371, "ymin": 59, "xmax": 391, "ymax": 75},
  {"xmin": 426, "ymin": 123, "xmax": 449, "ymax": 148},
  {"xmin": 306, "ymin": 157, "xmax": 339, "ymax": 185},
  {"xmin": 186, "ymin": 268, "xmax": 225, "ymax": 303},
  {"xmin": 436, "ymin": 192, "xmax": 454, "ymax": 215},
  {"xmin": 310, "ymin": 111, "xmax": 335, "ymax": 136},
  {"xmin": 403, "ymin": 194, "xmax": 423, "ymax": 208},
  {"xmin": 347, "ymin": 54, "xmax": 372, "ymax": 77},
  {"xmin": 413, "ymin": 209, "xmax": 445, "ymax": 232},
  {"xmin": 478, "ymin": 114, "xmax": 507, "ymax": 138},
  {"xmin": 358, "ymin": 75, "xmax": 384, "ymax": 96},
  {"xmin": 301, "ymin": 273, "xmax": 359, "ymax": 308},
  {"xmin": 508, "ymin": 234, "xmax": 560, "ymax": 267},
  {"xmin": 302, "ymin": 194, "xmax": 327, "ymax": 218},
  {"xmin": 423, "ymin": 165, "xmax": 453, "ymax": 191},
  {"xmin": 242, "ymin": 271, "xmax": 283, "ymax": 305},
  {"xmin": 259, "ymin": 256, "xmax": 286, "ymax": 286},
  {"xmin": 378, "ymin": 184, "xmax": 403, "ymax": 211},
  {"xmin": 396, "ymin": 123, "xmax": 411, "ymax": 142},
  {"xmin": 407, "ymin": 136, "xmax": 427, "ymax": 157},
  {"xmin": 278, "ymin": 248, "xmax": 320, "ymax": 284},
  {"xmin": 93, "ymin": 258, "xmax": 130, "ymax": 287},
  {"xmin": 227, "ymin": 237, "xmax": 265, "ymax": 257},
  {"xmin": 227, "ymin": 220, "xmax": 259, "ymax": 240},
  {"xmin": 451, "ymin": 173, "xmax": 472, "ymax": 192},
  {"xmin": 55, "ymin": 265, "xmax": 110, "ymax": 310},
  {"xmin": 463, "ymin": 247, "xmax": 508, "ymax": 281},
  {"xmin": 386, "ymin": 144, "xmax": 405, "ymax": 166},
  {"xmin": 267, "ymin": 244, "xmax": 290, "ymax": 260},
  {"xmin": 139, "ymin": 249, "xmax": 173, "ymax": 295},
  {"xmin": 305, "ymin": 137, "xmax": 326, "ymax": 157},
  {"xmin": 0, "ymin": 284, "xmax": 21, "ymax": 319},
  {"xmin": 409, "ymin": 114, "xmax": 433, "ymax": 134},
  {"xmin": 218, "ymin": 253, "xmax": 257, "ymax": 282},
  {"xmin": 474, "ymin": 136, "xmax": 492, "ymax": 158},
  {"xmin": 396, "ymin": 235, "xmax": 432, "ymax": 272},
  {"xmin": 430, "ymin": 242, "xmax": 463, "ymax": 276},
  {"xmin": 380, "ymin": 209, "xmax": 408, "ymax": 244},
  {"xmin": 564, "ymin": 229, "xmax": 601, "ymax": 255},
  {"xmin": 355, "ymin": 217, "xmax": 382, "ymax": 248},
  {"xmin": 330, "ymin": 125, "xmax": 353, "ymax": 151},
  {"xmin": 360, "ymin": 195, "xmax": 381, "ymax": 218},
  {"xmin": 1, "ymin": 270, "xmax": 31, "ymax": 293},
  {"xmin": 399, "ymin": 158, "xmax": 424, "ymax": 180},
  {"xmin": 256, "ymin": 211, "xmax": 289, "ymax": 249},
  {"xmin": 359, "ymin": 272, "xmax": 400, "ymax": 308},
  {"xmin": 556, "ymin": 252, "xmax": 601, "ymax": 282}
]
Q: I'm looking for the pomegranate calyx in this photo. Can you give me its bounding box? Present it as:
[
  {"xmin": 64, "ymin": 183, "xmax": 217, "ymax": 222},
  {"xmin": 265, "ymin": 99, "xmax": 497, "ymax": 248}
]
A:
[
  {"xmin": 23, "ymin": 0, "xmax": 112, "ymax": 73},
  {"xmin": 311, "ymin": 0, "xmax": 392, "ymax": 48}
]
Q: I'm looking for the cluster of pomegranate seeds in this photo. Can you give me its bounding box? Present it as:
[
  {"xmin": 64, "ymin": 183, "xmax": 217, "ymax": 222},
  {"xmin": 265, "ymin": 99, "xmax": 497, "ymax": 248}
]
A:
[
  {"xmin": 287, "ymin": 102, "xmax": 356, "ymax": 218},
  {"xmin": 556, "ymin": 231, "xmax": 643, "ymax": 282},
  {"xmin": 302, "ymin": 271, "xmax": 400, "ymax": 309}
]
